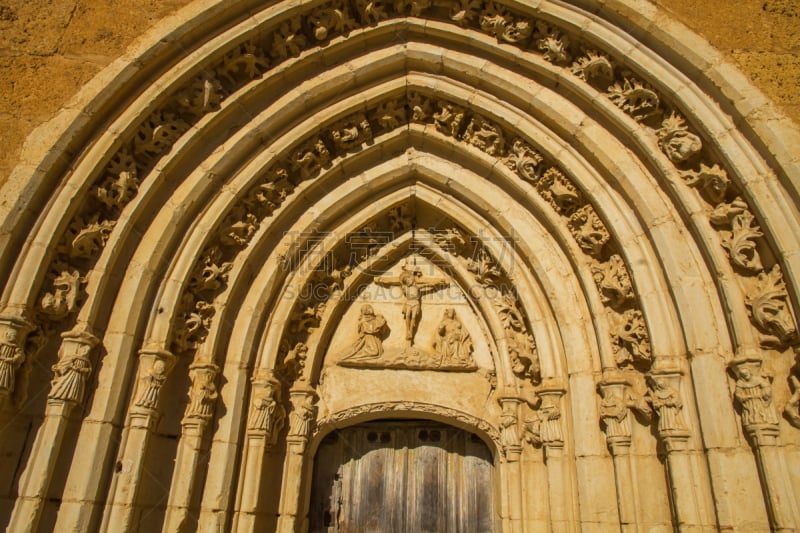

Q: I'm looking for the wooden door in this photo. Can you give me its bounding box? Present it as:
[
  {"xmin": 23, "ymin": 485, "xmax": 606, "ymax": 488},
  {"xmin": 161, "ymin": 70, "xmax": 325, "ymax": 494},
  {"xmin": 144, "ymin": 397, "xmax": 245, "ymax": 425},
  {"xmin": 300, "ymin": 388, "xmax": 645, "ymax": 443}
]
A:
[{"xmin": 309, "ymin": 421, "xmax": 494, "ymax": 532}]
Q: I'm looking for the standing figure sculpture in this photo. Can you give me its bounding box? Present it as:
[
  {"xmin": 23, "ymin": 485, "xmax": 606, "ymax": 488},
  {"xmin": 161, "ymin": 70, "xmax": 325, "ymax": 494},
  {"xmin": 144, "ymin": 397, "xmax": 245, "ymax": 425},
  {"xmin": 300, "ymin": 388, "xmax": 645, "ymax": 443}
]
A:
[
  {"xmin": 733, "ymin": 365, "xmax": 779, "ymax": 428},
  {"xmin": 646, "ymin": 375, "xmax": 686, "ymax": 434},
  {"xmin": 0, "ymin": 329, "xmax": 25, "ymax": 399},
  {"xmin": 375, "ymin": 262, "xmax": 449, "ymax": 346},
  {"xmin": 433, "ymin": 308, "xmax": 473, "ymax": 365},
  {"xmin": 341, "ymin": 304, "xmax": 387, "ymax": 362}
]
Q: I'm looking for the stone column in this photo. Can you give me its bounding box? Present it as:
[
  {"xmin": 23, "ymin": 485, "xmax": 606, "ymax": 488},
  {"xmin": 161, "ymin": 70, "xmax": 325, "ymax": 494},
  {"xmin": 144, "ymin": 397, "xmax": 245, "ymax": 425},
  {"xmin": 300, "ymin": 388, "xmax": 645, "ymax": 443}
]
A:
[
  {"xmin": 598, "ymin": 372, "xmax": 646, "ymax": 533},
  {"xmin": 647, "ymin": 358, "xmax": 715, "ymax": 532},
  {"xmin": 232, "ymin": 370, "xmax": 286, "ymax": 532},
  {"xmin": 101, "ymin": 348, "xmax": 176, "ymax": 533},
  {"xmin": 536, "ymin": 385, "xmax": 575, "ymax": 533},
  {"xmin": 8, "ymin": 329, "xmax": 98, "ymax": 533},
  {"xmin": 729, "ymin": 356, "xmax": 800, "ymax": 531},
  {"xmin": 162, "ymin": 360, "xmax": 220, "ymax": 532},
  {"xmin": 497, "ymin": 393, "xmax": 523, "ymax": 532},
  {"xmin": 276, "ymin": 384, "xmax": 317, "ymax": 533}
]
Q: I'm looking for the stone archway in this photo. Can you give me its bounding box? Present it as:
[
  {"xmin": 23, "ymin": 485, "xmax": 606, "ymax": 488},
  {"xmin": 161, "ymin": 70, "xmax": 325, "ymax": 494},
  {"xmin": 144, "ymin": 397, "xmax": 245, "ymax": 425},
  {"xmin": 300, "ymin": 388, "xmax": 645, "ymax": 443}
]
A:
[{"xmin": 0, "ymin": 1, "xmax": 799, "ymax": 532}]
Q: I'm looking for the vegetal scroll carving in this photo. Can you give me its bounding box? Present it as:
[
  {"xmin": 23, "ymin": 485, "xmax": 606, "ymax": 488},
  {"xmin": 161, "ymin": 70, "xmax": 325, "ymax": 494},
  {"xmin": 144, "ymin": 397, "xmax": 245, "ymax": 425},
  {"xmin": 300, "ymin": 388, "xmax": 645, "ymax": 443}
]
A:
[
  {"xmin": 681, "ymin": 163, "xmax": 729, "ymax": 205},
  {"xmin": 479, "ymin": 2, "xmax": 532, "ymax": 43},
  {"xmin": 591, "ymin": 254, "xmax": 634, "ymax": 309},
  {"xmin": 657, "ymin": 113, "xmax": 702, "ymax": 164},
  {"xmin": 504, "ymin": 138, "xmax": 542, "ymax": 182},
  {"xmin": 609, "ymin": 309, "xmax": 651, "ymax": 367},
  {"xmin": 745, "ymin": 265, "xmax": 797, "ymax": 347},
  {"xmin": 568, "ymin": 205, "xmax": 610, "ymax": 257},
  {"xmin": 463, "ymin": 114, "xmax": 505, "ymax": 156},
  {"xmin": 40, "ymin": 268, "xmax": 85, "ymax": 320},
  {"xmin": 608, "ymin": 76, "xmax": 661, "ymax": 121},
  {"xmin": 571, "ymin": 50, "xmax": 614, "ymax": 82},
  {"xmin": 720, "ymin": 210, "xmax": 764, "ymax": 273},
  {"xmin": 535, "ymin": 21, "xmax": 570, "ymax": 64}
]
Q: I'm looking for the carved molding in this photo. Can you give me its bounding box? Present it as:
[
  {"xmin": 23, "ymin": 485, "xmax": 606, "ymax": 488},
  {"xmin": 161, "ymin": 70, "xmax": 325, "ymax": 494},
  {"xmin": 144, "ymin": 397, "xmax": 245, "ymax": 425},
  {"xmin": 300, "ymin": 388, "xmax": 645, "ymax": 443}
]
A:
[
  {"xmin": 18, "ymin": 0, "xmax": 789, "ymax": 369},
  {"xmin": 316, "ymin": 400, "xmax": 501, "ymax": 452}
]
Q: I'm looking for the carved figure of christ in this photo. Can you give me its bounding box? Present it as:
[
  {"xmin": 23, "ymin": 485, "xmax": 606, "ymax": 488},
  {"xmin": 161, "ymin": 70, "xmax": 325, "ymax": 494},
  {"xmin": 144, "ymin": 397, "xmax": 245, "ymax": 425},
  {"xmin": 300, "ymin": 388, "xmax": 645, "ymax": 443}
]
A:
[{"xmin": 374, "ymin": 266, "xmax": 451, "ymax": 346}]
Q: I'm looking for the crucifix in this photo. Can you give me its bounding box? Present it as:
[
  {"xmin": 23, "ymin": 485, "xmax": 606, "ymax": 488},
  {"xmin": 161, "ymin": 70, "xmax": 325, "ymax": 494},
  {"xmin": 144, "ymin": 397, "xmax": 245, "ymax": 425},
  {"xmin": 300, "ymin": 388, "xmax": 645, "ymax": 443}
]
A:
[{"xmin": 375, "ymin": 259, "xmax": 450, "ymax": 346}]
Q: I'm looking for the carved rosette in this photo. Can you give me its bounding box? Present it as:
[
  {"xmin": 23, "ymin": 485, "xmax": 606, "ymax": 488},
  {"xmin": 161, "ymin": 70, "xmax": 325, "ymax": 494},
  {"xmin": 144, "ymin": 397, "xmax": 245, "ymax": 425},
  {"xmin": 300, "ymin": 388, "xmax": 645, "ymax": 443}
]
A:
[
  {"xmin": 47, "ymin": 329, "xmax": 99, "ymax": 409},
  {"xmin": 0, "ymin": 316, "xmax": 36, "ymax": 406},
  {"xmin": 131, "ymin": 349, "xmax": 176, "ymax": 426},
  {"xmin": 247, "ymin": 370, "xmax": 287, "ymax": 447},
  {"xmin": 729, "ymin": 357, "xmax": 781, "ymax": 447},
  {"xmin": 183, "ymin": 360, "xmax": 220, "ymax": 426}
]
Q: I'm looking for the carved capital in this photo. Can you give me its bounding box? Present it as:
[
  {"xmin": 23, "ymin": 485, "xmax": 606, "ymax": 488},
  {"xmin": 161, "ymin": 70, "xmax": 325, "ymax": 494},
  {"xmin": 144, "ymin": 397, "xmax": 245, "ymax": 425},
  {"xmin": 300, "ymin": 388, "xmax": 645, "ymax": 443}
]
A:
[
  {"xmin": 536, "ymin": 383, "xmax": 566, "ymax": 449},
  {"xmin": 183, "ymin": 359, "xmax": 220, "ymax": 424},
  {"xmin": 729, "ymin": 356, "xmax": 781, "ymax": 447},
  {"xmin": 646, "ymin": 362, "xmax": 690, "ymax": 451},
  {"xmin": 47, "ymin": 329, "xmax": 99, "ymax": 408},
  {"xmin": 0, "ymin": 315, "xmax": 36, "ymax": 405},
  {"xmin": 497, "ymin": 395, "xmax": 522, "ymax": 461},
  {"xmin": 131, "ymin": 348, "xmax": 176, "ymax": 422},
  {"xmin": 247, "ymin": 370, "xmax": 286, "ymax": 447},
  {"xmin": 598, "ymin": 371, "xmax": 651, "ymax": 455},
  {"xmin": 287, "ymin": 386, "xmax": 318, "ymax": 449}
]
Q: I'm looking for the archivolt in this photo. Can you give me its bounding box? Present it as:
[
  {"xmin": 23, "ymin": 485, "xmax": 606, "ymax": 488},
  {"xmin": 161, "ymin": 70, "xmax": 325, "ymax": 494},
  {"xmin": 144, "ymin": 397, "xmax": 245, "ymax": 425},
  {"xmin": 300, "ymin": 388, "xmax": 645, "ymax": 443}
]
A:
[{"xmin": 1, "ymin": 1, "xmax": 799, "ymax": 532}]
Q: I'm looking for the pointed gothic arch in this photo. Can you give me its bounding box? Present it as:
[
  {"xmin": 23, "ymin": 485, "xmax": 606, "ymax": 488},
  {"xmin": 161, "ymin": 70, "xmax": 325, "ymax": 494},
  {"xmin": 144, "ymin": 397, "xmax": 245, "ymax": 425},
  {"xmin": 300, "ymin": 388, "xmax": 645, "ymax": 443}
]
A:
[{"xmin": 1, "ymin": 1, "xmax": 799, "ymax": 531}]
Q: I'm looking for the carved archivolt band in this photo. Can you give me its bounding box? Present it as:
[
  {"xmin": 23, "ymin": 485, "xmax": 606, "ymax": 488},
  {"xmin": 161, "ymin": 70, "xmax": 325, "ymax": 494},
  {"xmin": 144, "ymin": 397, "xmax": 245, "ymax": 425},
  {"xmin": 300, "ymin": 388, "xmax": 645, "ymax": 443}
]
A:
[
  {"xmin": 315, "ymin": 401, "xmax": 502, "ymax": 454},
  {"xmin": 13, "ymin": 0, "xmax": 793, "ymax": 364}
]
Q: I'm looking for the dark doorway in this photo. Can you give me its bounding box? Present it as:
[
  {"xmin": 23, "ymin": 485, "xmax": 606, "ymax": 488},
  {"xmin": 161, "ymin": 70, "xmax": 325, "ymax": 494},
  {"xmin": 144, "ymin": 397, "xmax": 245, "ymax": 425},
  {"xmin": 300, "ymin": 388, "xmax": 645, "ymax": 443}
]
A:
[{"xmin": 309, "ymin": 420, "xmax": 494, "ymax": 532}]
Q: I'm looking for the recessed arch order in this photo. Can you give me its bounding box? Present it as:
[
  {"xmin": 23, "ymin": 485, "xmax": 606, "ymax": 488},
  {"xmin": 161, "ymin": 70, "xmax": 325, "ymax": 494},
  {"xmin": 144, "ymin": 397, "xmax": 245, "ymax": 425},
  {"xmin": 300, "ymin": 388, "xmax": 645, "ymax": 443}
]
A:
[{"xmin": 1, "ymin": 1, "xmax": 799, "ymax": 532}]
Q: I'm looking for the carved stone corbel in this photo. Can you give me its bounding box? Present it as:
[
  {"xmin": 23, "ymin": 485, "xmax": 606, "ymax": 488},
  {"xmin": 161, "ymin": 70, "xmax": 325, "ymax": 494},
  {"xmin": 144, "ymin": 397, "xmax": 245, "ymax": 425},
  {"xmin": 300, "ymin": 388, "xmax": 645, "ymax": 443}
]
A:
[
  {"xmin": 498, "ymin": 394, "xmax": 522, "ymax": 461},
  {"xmin": 729, "ymin": 356, "xmax": 780, "ymax": 447},
  {"xmin": 287, "ymin": 385, "xmax": 318, "ymax": 451},
  {"xmin": 645, "ymin": 359, "xmax": 690, "ymax": 452},
  {"xmin": 0, "ymin": 315, "xmax": 36, "ymax": 407},
  {"xmin": 598, "ymin": 373, "xmax": 648, "ymax": 455},
  {"xmin": 47, "ymin": 329, "xmax": 99, "ymax": 409},
  {"xmin": 131, "ymin": 348, "xmax": 176, "ymax": 427},
  {"xmin": 182, "ymin": 360, "xmax": 220, "ymax": 428},
  {"xmin": 247, "ymin": 370, "xmax": 286, "ymax": 448}
]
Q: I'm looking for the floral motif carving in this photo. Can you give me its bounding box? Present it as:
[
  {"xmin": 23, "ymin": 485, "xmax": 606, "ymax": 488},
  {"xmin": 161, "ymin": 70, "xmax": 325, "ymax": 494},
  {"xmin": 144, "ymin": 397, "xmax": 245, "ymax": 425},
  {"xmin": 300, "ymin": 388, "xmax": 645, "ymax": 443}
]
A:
[
  {"xmin": 720, "ymin": 210, "xmax": 764, "ymax": 273},
  {"xmin": 571, "ymin": 50, "xmax": 614, "ymax": 82},
  {"xmin": 607, "ymin": 76, "xmax": 661, "ymax": 121},
  {"xmin": 308, "ymin": 2, "xmax": 358, "ymax": 40},
  {"xmin": 331, "ymin": 113, "xmax": 373, "ymax": 152},
  {"xmin": 479, "ymin": 2, "xmax": 532, "ymax": 44},
  {"xmin": 174, "ymin": 70, "xmax": 225, "ymax": 117},
  {"xmin": 433, "ymin": 101, "xmax": 466, "ymax": 137},
  {"xmin": 133, "ymin": 111, "xmax": 189, "ymax": 160},
  {"xmin": 271, "ymin": 17, "xmax": 308, "ymax": 60},
  {"xmin": 681, "ymin": 163, "xmax": 729, "ymax": 204},
  {"xmin": 393, "ymin": 0, "xmax": 430, "ymax": 16},
  {"xmin": 220, "ymin": 41, "xmax": 269, "ymax": 84},
  {"xmin": 609, "ymin": 308, "xmax": 651, "ymax": 367},
  {"xmin": 538, "ymin": 167, "xmax": 582, "ymax": 215},
  {"xmin": 535, "ymin": 21, "xmax": 570, "ymax": 64},
  {"xmin": 355, "ymin": 0, "xmax": 389, "ymax": 24},
  {"xmin": 173, "ymin": 293, "xmax": 215, "ymax": 353},
  {"xmin": 449, "ymin": 0, "xmax": 481, "ymax": 26},
  {"xmin": 656, "ymin": 112, "xmax": 702, "ymax": 165},
  {"xmin": 567, "ymin": 204, "xmax": 610, "ymax": 257},
  {"xmin": 290, "ymin": 138, "xmax": 331, "ymax": 180},
  {"xmin": 63, "ymin": 214, "xmax": 116, "ymax": 260},
  {"xmin": 591, "ymin": 254, "xmax": 634, "ymax": 309},
  {"xmin": 745, "ymin": 265, "xmax": 797, "ymax": 347},
  {"xmin": 463, "ymin": 114, "xmax": 505, "ymax": 156},
  {"xmin": 40, "ymin": 268, "xmax": 85, "ymax": 320},
  {"xmin": 504, "ymin": 138, "xmax": 542, "ymax": 182},
  {"xmin": 94, "ymin": 168, "xmax": 140, "ymax": 211},
  {"xmin": 374, "ymin": 99, "xmax": 407, "ymax": 130}
]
